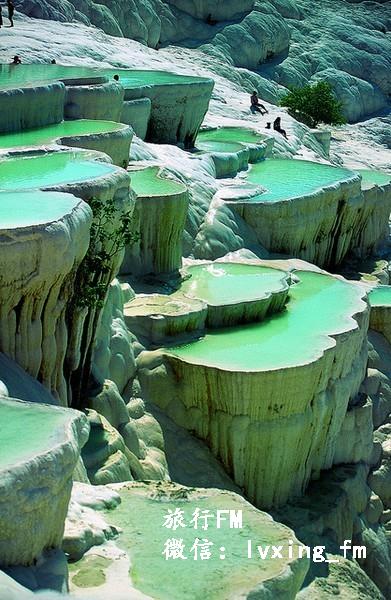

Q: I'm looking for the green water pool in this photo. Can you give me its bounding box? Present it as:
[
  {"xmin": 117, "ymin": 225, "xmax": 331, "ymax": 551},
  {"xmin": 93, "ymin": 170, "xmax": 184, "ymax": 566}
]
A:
[
  {"xmin": 168, "ymin": 270, "xmax": 364, "ymax": 371},
  {"xmin": 244, "ymin": 159, "xmax": 356, "ymax": 203},
  {"xmin": 197, "ymin": 127, "xmax": 266, "ymax": 146},
  {"xmin": 0, "ymin": 64, "xmax": 208, "ymax": 90},
  {"xmin": 130, "ymin": 166, "xmax": 186, "ymax": 197},
  {"xmin": 368, "ymin": 285, "xmax": 391, "ymax": 307},
  {"xmin": 0, "ymin": 191, "xmax": 81, "ymax": 227},
  {"xmin": 0, "ymin": 120, "xmax": 124, "ymax": 151},
  {"xmin": 0, "ymin": 151, "xmax": 117, "ymax": 190},
  {"xmin": 357, "ymin": 169, "xmax": 391, "ymax": 187},
  {"xmin": 181, "ymin": 263, "xmax": 288, "ymax": 306},
  {"xmin": 0, "ymin": 399, "xmax": 71, "ymax": 470},
  {"xmin": 101, "ymin": 486, "xmax": 299, "ymax": 600},
  {"xmin": 195, "ymin": 140, "xmax": 245, "ymax": 154}
]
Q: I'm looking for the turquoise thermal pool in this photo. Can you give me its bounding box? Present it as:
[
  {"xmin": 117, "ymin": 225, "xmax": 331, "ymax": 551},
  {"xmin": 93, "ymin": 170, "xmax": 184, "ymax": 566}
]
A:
[
  {"xmin": 167, "ymin": 270, "xmax": 364, "ymax": 371},
  {"xmin": 129, "ymin": 166, "xmax": 187, "ymax": 197},
  {"xmin": 244, "ymin": 159, "xmax": 356, "ymax": 203},
  {"xmin": 93, "ymin": 486, "xmax": 299, "ymax": 600},
  {"xmin": 0, "ymin": 151, "xmax": 117, "ymax": 190},
  {"xmin": 0, "ymin": 191, "xmax": 82, "ymax": 228},
  {"xmin": 368, "ymin": 285, "xmax": 391, "ymax": 307},
  {"xmin": 197, "ymin": 127, "xmax": 266, "ymax": 146},
  {"xmin": 181, "ymin": 263, "xmax": 288, "ymax": 306},
  {"xmin": 357, "ymin": 169, "xmax": 391, "ymax": 187},
  {"xmin": 0, "ymin": 120, "xmax": 125, "ymax": 151},
  {"xmin": 0, "ymin": 400, "xmax": 72, "ymax": 470},
  {"xmin": 196, "ymin": 140, "xmax": 245, "ymax": 154},
  {"xmin": 0, "ymin": 64, "xmax": 208, "ymax": 90}
]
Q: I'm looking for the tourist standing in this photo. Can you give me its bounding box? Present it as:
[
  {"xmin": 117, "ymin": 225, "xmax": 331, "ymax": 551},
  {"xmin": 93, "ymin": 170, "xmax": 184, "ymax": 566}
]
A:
[
  {"xmin": 7, "ymin": 0, "xmax": 14, "ymax": 27},
  {"xmin": 0, "ymin": 6, "xmax": 3, "ymax": 28}
]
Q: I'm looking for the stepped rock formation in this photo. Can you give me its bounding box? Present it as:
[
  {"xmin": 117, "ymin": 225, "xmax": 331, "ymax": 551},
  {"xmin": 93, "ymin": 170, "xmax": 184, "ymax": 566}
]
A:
[
  {"xmin": 122, "ymin": 166, "xmax": 189, "ymax": 276},
  {"xmin": 138, "ymin": 263, "xmax": 370, "ymax": 508},
  {"xmin": 16, "ymin": 0, "xmax": 391, "ymax": 120},
  {"xmin": 0, "ymin": 2, "xmax": 390, "ymax": 598}
]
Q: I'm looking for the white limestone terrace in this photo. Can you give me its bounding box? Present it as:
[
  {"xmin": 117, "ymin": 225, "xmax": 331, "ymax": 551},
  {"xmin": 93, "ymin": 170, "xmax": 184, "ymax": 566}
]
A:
[
  {"xmin": 11, "ymin": 0, "xmax": 391, "ymax": 122},
  {"xmin": 0, "ymin": 62, "xmax": 214, "ymax": 148},
  {"xmin": 138, "ymin": 261, "xmax": 370, "ymax": 508},
  {"xmin": 0, "ymin": 147, "xmax": 133, "ymax": 408},
  {"xmin": 121, "ymin": 165, "xmax": 189, "ymax": 276},
  {"xmin": 0, "ymin": 397, "xmax": 89, "ymax": 566},
  {"xmin": 220, "ymin": 158, "xmax": 391, "ymax": 269},
  {"xmin": 2, "ymin": 15, "xmax": 383, "ymax": 267},
  {"xmin": 0, "ymin": 189, "xmax": 92, "ymax": 404},
  {"xmin": 123, "ymin": 261, "xmax": 290, "ymax": 345},
  {"xmin": 194, "ymin": 126, "xmax": 271, "ymax": 178},
  {"xmin": 0, "ymin": 119, "xmax": 133, "ymax": 168}
]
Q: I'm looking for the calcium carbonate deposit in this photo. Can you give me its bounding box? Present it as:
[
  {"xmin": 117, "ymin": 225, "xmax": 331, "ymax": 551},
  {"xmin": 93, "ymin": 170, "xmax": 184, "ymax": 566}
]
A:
[{"xmin": 0, "ymin": 1, "xmax": 390, "ymax": 599}]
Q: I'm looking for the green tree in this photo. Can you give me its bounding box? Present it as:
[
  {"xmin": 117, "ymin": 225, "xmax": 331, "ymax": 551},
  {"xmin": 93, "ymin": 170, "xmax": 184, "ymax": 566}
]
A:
[{"xmin": 280, "ymin": 81, "xmax": 346, "ymax": 127}]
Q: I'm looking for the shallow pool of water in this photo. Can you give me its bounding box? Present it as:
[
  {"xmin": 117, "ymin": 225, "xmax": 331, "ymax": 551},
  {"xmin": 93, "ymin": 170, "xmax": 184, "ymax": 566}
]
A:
[
  {"xmin": 244, "ymin": 159, "xmax": 355, "ymax": 204},
  {"xmin": 0, "ymin": 151, "xmax": 117, "ymax": 190},
  {"xmin": 168, "ymin": 270, "xmax": 364, "ymax": 371},
  {"xmin": 130, "ymin": 166, "xmax": 186, "ymax": 197},
  {"xmin": 195, "ymin": 140, "xmax": 245, "ymax": 153},
  {"xmin": 0, "ymin": 64, "xmax": 208, "ymax": 90},
  {"xmin": 357, "ymin": 169, "xmax": 391, "ymax": 187},
  {"xmin": 197, "ymin": 127, "xmax": 266, "ymax": 146},
  {"xmin": 103, "ymin": 487, "xmax": 296, "ymax": 600},
  {"xmin": 368, "ymin": 285, "xmax": 391, "ymax": 307},
  {"xmin": 0, "ymin": 190, "xmax": 81, "ymax": 228},
  {"xmin": 0, "ymin": 400, "xmax": 71, "ymax": 470},
  {"xmin": 181, "ymin": 263, "xmax": 287, "ymax": 306},
  {"xmin": 0, "ymin": 120, "xmax": 123, "ymax": 151}
]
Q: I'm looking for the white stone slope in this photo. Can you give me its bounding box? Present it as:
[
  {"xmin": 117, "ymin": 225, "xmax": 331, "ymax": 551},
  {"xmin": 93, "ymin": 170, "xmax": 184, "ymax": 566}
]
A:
[
  {"xmin": 2, "ymin": 17, "xmax": 385, "ymax": 265},
  {"xmin": 12, "ymin": 0, "xmax": 391, "ymax": 121},
  {"xmin": 89, "ymin": 279, "xmax": 169, "ymax": 483}
]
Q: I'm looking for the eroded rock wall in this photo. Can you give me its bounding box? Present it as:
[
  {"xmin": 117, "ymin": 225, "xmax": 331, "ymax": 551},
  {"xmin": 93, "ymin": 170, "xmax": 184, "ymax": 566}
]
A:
[{"xmin": 0, "ymin": 83, "xmax": 65, "ymax": 133}]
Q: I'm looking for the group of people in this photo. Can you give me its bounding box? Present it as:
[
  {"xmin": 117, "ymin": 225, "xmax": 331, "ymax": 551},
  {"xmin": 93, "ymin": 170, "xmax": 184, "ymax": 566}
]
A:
[
  {"xmin": 0, "ymin": 0, "xmax": 15, "ymax": 28},
  {"xmin": 250, "ymin": 90, "xmax": 288, "ymax": 139}
]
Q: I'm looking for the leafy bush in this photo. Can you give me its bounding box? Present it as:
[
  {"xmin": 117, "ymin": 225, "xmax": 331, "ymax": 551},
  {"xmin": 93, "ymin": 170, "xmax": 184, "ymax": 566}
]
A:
[
  {"xmin": 74, "ymin": 196, "xmax": 137, "ymax": 310},
  {"xmin": 280, "ymin": 81, "xmax": 346, "ymax": 127}
]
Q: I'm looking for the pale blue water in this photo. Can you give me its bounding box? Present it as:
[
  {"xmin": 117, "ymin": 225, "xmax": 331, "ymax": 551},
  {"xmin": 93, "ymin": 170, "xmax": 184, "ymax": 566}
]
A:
[
  {"xmin": 245, "ymin": 159, "xmax": 356, "ymax": 203},
  {"xmin": 0, "ymin": 151, "xmax": 116, "ymax": 190},
  {"xmin": 0, "ymin": 191, "xmax": 80, "ymax": 228}
]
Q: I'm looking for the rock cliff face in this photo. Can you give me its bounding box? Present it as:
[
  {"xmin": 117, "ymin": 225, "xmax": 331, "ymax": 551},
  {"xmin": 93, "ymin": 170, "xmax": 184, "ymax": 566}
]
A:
[
  {"xmin": 0, "ymin": 83, "xmax": 65, "ymax": 132},
  {"xmin": 121, "ymin": 166, "xmax": 189, "ymax": 276},
  {"xmin": 0, "ymin": 191, "xmax": 92, "ymax": 404}
]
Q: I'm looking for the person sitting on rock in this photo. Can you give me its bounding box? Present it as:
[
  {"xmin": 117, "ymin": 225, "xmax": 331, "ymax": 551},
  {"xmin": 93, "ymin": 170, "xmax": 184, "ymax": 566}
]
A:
[
  {"xmin": 10, "ymin": 55, "xmax": 21, "ymax": 65},
  {"xmin": 265, "ymin": 122, "xmax": 271, "ymax": 129},
  {"xmin": 7, "ymin": 0, "xmax": 14, "ymax": 27},
  {"xmin": 250, "ymin": 91, "xmax": 268, "ymax": 115},
  {"xmin": 273, "ymin": 116, "xmax": 288, "ymax": 139},
  {"xmin": 51, "ymin": 58, "xmax": 56, "ymax": 64},
  {"xmin": 206, "ymin": 13, "xmax": 217, "ymax": 25}
]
